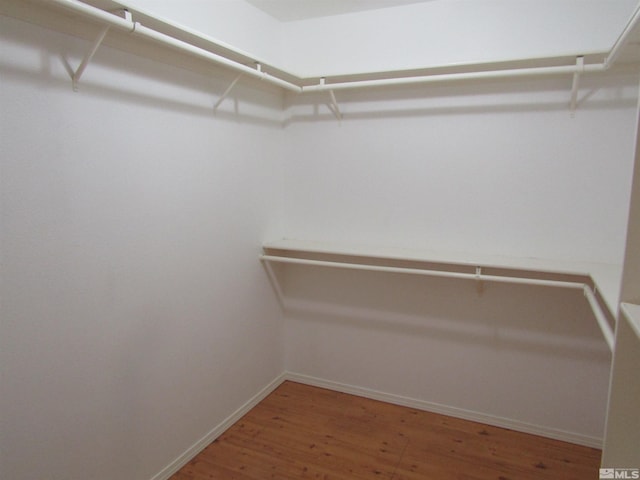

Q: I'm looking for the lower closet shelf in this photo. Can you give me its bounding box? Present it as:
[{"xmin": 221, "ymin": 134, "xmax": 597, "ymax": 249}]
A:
[{"xmin": 261, "ymin": 239, "xmax": 621, "ymax": 351}]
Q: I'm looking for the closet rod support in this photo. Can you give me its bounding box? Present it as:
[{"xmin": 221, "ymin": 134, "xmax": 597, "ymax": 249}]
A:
[
  {"xmin": 72, "ymin": 25, "xmax": 110, "ymax": 91},
  {"xmin": 214, "ymin": 73, "xmax": 243, "ymax": 111},
  {"xmin": 115, "ymin": 9, "xmax": 132, "ymax": 22},
  {"xmin": 475, "ymin": 266, "xmax": 484, "ymax": 294},
  {"xmin": 329, "ymin": 89, "xmax": 342, "ymax": 121},
  {"xmin": 569, "ymin": 56, "xmax": 584, "ymax": 113},
  {"xmin": 584, "ymin": 286, "xmax": 614, "ymax": 350},
  {"xmin": 321, "ymin": 78, "xmax": 342, "ymax": 121}
]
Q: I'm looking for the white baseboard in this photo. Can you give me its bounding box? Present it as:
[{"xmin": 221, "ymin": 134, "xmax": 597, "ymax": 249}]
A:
[
  {"xmin": 150, "ymin": 372, "xmax": 287, "ymax": 480},
  {"xmin": 284, "ymin": 371, "xmax": 603, "ymax": 449}
]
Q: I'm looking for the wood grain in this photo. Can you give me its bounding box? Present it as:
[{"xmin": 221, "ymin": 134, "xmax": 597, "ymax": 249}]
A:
[{"xmin": 170, "ymin": 381, "xmax": 600, "ymax": 479}]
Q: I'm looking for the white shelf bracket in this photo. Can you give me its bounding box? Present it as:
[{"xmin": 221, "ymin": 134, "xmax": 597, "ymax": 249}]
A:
[
  {"xmin": 214, "ymin": 73, "xmax": 243, "ymax": 111},
  {"xmin": 583, "ymin": 285, "xmax": 615, "ymax": 351},
  {"xmin": 320, "ymin": 78, "xmax": 342, "ymax": 121},
  {"xmin": 329, "ymin": 89, "xmax": 342, "ymax": 121},
  {"xmin": 112, "ymin": 8, "xmax": 132, "ymax": 22},
  {"xmin": 569, "ymin": 56, "xmax": 584, "ymax": 114},
  {"xmin": 72, "ymin": 25, "xmax": 110, "ymax": 91},
  {"xmin": 475, "ymin": 266, "xmax": 484, "ymax": 294}
]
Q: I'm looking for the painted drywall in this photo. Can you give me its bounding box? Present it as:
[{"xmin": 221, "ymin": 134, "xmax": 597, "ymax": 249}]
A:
[
  {"xmin": 283, "ymin": 75, "xmax": 638, "ymax": 265},
  {"xmin": 0, "ymin": 15, "xmax": 284, "ymax": 480},
  {"xmin": 280, "ymin": 73, "xmax": 638, "ymax": 442},
  {"xmin": 282, "ymin": 266, "xmax": 611, "ymax": 443},
  {"xmin": 282, "ymin": 0, "xmax": 638, "ymax": 77}
]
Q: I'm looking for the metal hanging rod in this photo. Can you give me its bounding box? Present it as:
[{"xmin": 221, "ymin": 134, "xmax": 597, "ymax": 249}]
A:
[
  {"xmin": 302, "ymin": 62, "xmax": 608, "ymax": 93},
  {"xmin": 261, "ymin": 254, "xmax": 587, "ymax": 289}
]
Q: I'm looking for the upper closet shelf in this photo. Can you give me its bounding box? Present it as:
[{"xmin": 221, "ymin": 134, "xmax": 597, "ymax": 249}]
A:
[
  {"xmin": 261, "ymin": 239, "xmax": 621, "ymax": 351},
  {"xmin": 5, "ymin": 0, "xmax": 640, "ymax": 112}
]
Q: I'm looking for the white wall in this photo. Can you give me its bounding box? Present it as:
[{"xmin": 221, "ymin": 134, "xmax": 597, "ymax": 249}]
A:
[
  {"xmin": 282, "ymin": 0, "xmax": 638, "ymax": 77},
  {"xmin": 280, "ymin": 73, "xmax": 638, "ymax": 443},
  {"xmin": 283, "ymin": 267, "xmax": 611, "ymax": 443},
  {"xmin": 0, "ymin": 14, "xmax": 284, "ymax": 480},
  {"xmin": 283, "ymin": 75, "xmax": 638, "ymax": 264},
  {"xmin": 2, "ymin": 1, "xmax": 640, "ymax": 478}
]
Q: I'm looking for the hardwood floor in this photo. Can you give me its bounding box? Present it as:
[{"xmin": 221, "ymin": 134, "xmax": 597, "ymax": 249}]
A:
[{"xmin": 170, "ymin": 381, "xmax": 601, "ymax": 480}]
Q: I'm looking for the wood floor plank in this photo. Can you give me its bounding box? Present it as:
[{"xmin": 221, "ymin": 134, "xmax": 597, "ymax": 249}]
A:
[{"xmin": 169, "ymin": 381, "xmax": 601, "ymax": 480}]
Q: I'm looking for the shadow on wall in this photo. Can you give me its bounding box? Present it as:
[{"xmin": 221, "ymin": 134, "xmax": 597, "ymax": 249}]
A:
[{"xmin": 279, "ymin": 264, "xmax": 611, "ymax": 363}]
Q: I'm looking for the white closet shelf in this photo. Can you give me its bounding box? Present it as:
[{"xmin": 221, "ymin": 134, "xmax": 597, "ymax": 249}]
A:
[
  {"xmin": 3, "ymin": 0, "xmax": 640, "ymax": 107},
  {"xmin": 261, "ymin": 239, "xmax": 621, "ymax": 351}
]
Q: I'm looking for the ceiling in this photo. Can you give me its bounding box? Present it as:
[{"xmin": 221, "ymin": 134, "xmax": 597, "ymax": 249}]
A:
[{"xmin": 244, "ymin": 0, "xmax": 436, "ymax": 22}]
